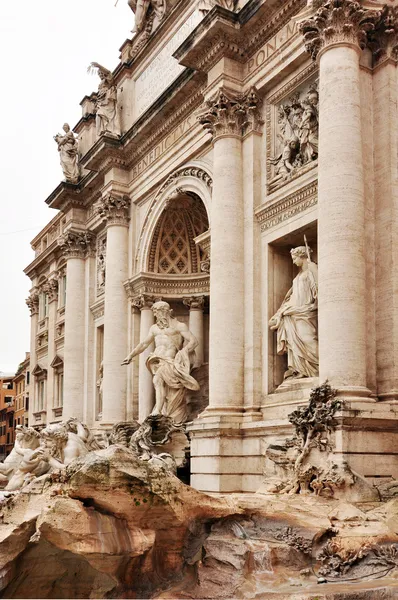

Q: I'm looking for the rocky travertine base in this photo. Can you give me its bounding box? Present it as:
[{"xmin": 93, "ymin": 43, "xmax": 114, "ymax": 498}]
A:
[{"xmin": 0, "ymin": 446, "xmax": 397, "ymax": 599}]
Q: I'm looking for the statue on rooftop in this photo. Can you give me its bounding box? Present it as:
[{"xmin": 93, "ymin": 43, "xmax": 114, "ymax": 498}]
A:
[
  {"xmin": 269, "ymin": 241, "xmax": 319, "ymax": 381},
  {"xmin": 128, "ymin": 0, "xmax": 166, "ymax": 34},
  {"xmin": 122, "ymin": 301, "xmax": 200, "ymax": 423},
  {"xmin": 88, "ymin": 63, "xmax": 121, "ymax": 138},
  {"xmin": 54, "ymin": 123, "xmax": 80, "ymax": 184},
  {"xmin": 199, "ymin": 0, "xmax": 238, "ymax": 13}
]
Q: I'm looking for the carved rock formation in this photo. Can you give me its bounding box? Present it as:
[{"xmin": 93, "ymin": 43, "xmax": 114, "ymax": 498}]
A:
[{"xmin": 0, "ymin": 447, "xmax": 398, "ymax": 598}]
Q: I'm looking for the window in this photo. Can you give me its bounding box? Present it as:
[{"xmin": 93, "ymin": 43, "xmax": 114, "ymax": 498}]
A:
[
  {"xmin": 27, "ymin": 372, "xmax": 30, "ymax": 385},
  {"xmin": 17, "ymin": 418, "xmax": 20, "ymax": 426},
  {"xmin": 38, "ymin": 381, "xmax": 45, "ymax": 411},
  {"xmin": 59, "ymin": 274, "xmax": 67, "ymax": 308},
  {"xmin": 39, "ymin": 292, "xmax": 48, "ymax": 319},
  {"xmin": 26, "ymin": 397, "xmax": 29, "ymax": 412},
  {"xmin": 55, "ymin": 372, "xmax": 64, "ymax": 408},
  {"xmin": 4, "ymin": 397, "xmax": 12, "ymax": 405}
]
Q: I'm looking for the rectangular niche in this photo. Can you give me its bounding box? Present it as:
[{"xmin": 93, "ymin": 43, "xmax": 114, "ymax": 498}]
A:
[{"xmin": 266, "ymin": 222, "xmax": 318, "ymax": 394}]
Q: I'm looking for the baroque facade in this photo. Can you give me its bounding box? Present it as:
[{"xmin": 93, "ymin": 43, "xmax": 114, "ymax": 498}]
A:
[{"xmin": 24, "ymin": 0, "xmax": 398, "ymax": 493}]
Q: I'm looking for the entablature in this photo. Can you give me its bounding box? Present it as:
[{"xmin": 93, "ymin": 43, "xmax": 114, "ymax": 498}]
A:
[{"xmin": 125, "ymin": 272, "xmax": 210, "ymax": 300}]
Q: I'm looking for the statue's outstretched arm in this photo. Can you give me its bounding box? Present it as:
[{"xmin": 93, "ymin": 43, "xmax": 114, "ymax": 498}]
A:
[{"xmin": 122, "ymin": 330, "xmax": 155, "ymax": 365}]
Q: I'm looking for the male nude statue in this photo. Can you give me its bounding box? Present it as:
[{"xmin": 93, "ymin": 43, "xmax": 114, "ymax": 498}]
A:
[{"xmin": 122, "ymin": 301, "xmax": 199, "ymax": 423}]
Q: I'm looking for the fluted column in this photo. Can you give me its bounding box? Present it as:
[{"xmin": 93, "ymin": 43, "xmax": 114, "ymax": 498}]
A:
[
  {"xmin": 96, "ymin": 194, "xmax": 131, "ymax": 425},
  {"xmin": 26, "ymin": 292, "xmax": 39, "ymax": 422},
  {"xmin": 183, "ymin": 296, "xmax": 205, "ymax": 368},
  {"xmin": 132, "ymin": 295, "xmax": 155, "ymax": 422},
  {"xmin": 300, "ymin": 1, "xmax": 380, "ymax": 396},
  {"xmin": 58, "ymin": 231, "xmax": 95, "ymax": 421},
  {"xmin": 198, "ymin": 87, "xmax": 262, "ymax": 416}
]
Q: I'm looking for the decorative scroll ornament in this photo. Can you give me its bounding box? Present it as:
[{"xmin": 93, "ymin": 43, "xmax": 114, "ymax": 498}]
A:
[
  {"xmin": 197, "ymin": 86, "xmax": 263, "ymax": 141},
  {"xmin": 299, "ymin": 0, "xmax": 380, "ymax": 60},
  {"xmin": 368, "ymin": 6, "xmax": 398, "ymax": 65},
  {"xmin": 130, "ymin": 294, "xmax": 161, "ymax": 310},
  {"xmin": 26, "ymin": 293, "xmax": 39, "ymax": 316},
  {"xmin": 182, "ymin": 296, "xmax": 205, "ymax": 310},
  {"xmin": 58, "ymin": 230, "xmax": 96, "ymax": 259},
  {"xmin": 42, "ymin": 279, "xmax": 59, "ymax": 303},
  {"xmin": 96, "ymin": 194, "xmax": 131, "ymax": 226}
]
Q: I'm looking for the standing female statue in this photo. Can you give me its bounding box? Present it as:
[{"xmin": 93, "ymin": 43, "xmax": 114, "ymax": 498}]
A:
[
  {"xmin": 54, "ymin": 123, "xmax": 80, "ymax": 183},
  {"xmin": 269, "ymin": 243, "xmax": 319, "ymax": 380},
  {"xmin": 88, "ymin": 63, "xmax": 120, "ymax": 138}
]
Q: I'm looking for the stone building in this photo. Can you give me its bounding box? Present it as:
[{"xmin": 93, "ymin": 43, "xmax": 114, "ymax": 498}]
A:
[
  {"xmin": 24, "ymin": 0, "xmax": 398, "ymax": 492},
  {"xmin": 0, "ymin": 375, "xmax": 15, "ymax": 461},
  {"xmin": 13, "ymin": 353, "xmax": 30, "ymax": 429}
]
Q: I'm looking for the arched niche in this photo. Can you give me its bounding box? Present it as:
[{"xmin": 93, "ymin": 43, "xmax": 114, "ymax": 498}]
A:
[{"xmin": 136, "ymin": 162, "xmax": 212, "ymax": 273}]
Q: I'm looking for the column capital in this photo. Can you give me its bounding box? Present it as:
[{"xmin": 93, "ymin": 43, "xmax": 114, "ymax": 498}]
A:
[
  {"xmin": 41, "ymin": 279, "xmax": 59, "ymax": 303},
  {"xmin": 26, "ymin": 292, "xmax": 39, "ymax": 316},
  {"xmin": 131, "ymin": 294, "xmax": 161, "ymax": 310},
  {"xmin": 183, "ymin": 296, "xmax": 206, "ymax": 310},
  {"xmin": 96, "ymin": 193, "xmax": 131, "ymax": 227},
  {"xmin": 300, "ymin": 0, "xmax": 380, "ymax": 61},
  {"xmin": 58, "ymin": 230, "xmax": 96, "ymax": 259},
  {"xmin": 197, "ymin": 86, "xmax": 263, "ymax": 142},
  {"xmin": 368, "ymin": 5, "xmax": 398, "ymax": 65}
]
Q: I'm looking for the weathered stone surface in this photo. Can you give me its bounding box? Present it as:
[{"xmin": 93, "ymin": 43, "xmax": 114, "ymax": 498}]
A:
[{"xmin": 0, "ymin": 448, "xmax": 398, "ymax": 599}]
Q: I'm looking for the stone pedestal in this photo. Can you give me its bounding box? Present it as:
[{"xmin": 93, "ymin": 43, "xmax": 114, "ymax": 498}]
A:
[{"xmin": 97, "ymin": 194, "xmax": 131, "ymax": 425}]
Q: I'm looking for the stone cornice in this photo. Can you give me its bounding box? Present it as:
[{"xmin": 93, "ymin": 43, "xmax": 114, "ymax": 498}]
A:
[
  {"xmin": 299, "ymin": 0, "xmax": 381, "ymax": 60},
  {"xmin": 58, "ymin": 230, "xmax": 96, "ymax": 259},
  {"xmin": 45, "ymin": 171, "xmax": 102, "ymax": 211},
  {"xmin": 95, "ymin": 194, "xmax": 131, "ymax": 227},
  {"xmin": 79, "ymin": 135, "xmax": 127, "ymax": 174},
  {"xmin": 124, "ymin": 272, "xmax": 210, "ymax": 300},
  {"xmin": 174, "ymin": 0, "xmax": 306, "ymax": 72},
  {"xmin": 256, "ymin": 180, "xmax": 318, "ymax": 232}
]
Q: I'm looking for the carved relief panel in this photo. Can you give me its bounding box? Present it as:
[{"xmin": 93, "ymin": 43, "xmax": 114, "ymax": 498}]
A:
[
  {"xmin": 97, "ymin": 235, "xmax": 107, "ymax": 297},
  {"xmin": 266, "ymin": 72, "xmax": 319, "ymax": 193}
]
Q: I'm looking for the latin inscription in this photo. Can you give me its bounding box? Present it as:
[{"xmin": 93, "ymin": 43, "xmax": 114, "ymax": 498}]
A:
[
  {"xmin": 246, "ymin": 21, "xmax": 298, "ymax": 77},
  {"xmin": 132, "ymin": 115, "xmax": 195, "ymax": 180},
  {"xmin": 135, "ymin": 11, "xmax": 202, "ymax": 117}
]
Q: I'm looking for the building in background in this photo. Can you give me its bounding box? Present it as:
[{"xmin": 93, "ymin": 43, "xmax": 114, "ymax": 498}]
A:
[
  {"xmin": 13, "ymin": 353, "xmax": 30, "ymax": 429},
  {"xmin": 0, "ymin": 374, "xmax": 15, "ymax": 461}
]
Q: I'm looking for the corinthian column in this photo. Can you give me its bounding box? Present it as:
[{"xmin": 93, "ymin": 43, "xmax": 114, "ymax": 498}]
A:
[
  {"xmin": 96, "ymin": 194, "xmax": 131, "ymax": 425},
  {"xmin": 26, "ymin": 291, "xmax": 39, "ymax": 423},
  {"xmin": 198, "ymin": 88, "xmax": 263, "ymax": 416},
  {"xmin": 58, "ymin": 230, "xmax": 95, "ymax": 421},
  {"xmin": 300, "ymin": 1, "xmax": 380, "ymax": 397},
  {"xmin": 183, "ymin": 296, "xmax": 205, "ymax": 368},
  {"xmin": 132, "ymin": 295, "xmax": 155, "ymax": 422}
]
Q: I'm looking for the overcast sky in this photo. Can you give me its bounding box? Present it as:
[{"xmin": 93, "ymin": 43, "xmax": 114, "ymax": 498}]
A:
[{"xmin": 0, "ymin": 0, "xmax": 133, "ymax": 373}]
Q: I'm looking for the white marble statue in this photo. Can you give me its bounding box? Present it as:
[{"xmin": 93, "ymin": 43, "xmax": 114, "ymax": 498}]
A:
[
  {"xmin": 4, "ymin": 419, "xmax": 95, "ymax": 491},
  {"xmin": 199, "ymin": 0, "xmax": 238, "ymax": 12},
  {"xmin": 88, "ymin": 63, "xmax": 120, "ymax": 138},
  {"xmin": 54, "ymin": 124, "xmax": 80, "ymax": 183},
  {"xmin": 128, "ymin": 0, "xmax": 166, "ymax": 33},
  {"xmin": 269, "ymin": 243, "xmax": 319, "ymax": 380},
  {"xmin": 122, "ymin": 301, "xmax": 200, "ymax": 423},
  {"xmin": 0, "ymin": 426, "xmax": 40, "ymax": 485}
]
